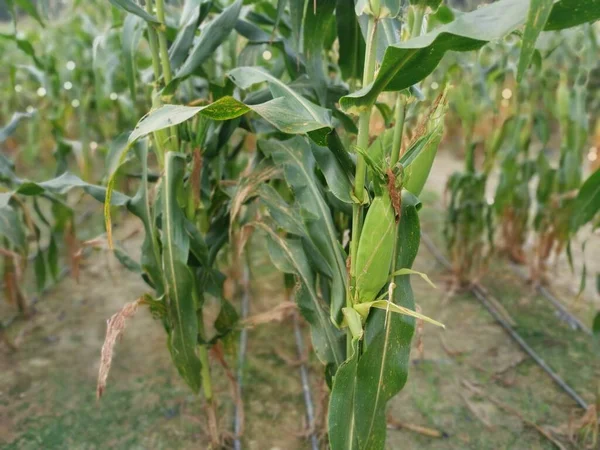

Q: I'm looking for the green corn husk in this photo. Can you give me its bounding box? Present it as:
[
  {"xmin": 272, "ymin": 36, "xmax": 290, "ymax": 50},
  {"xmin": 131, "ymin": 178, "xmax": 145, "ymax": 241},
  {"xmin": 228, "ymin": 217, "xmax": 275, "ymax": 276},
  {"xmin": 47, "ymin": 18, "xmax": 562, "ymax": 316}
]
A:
[{"xmin": 354, "ymin": 191, "xmax": 396, "ymax": 303}]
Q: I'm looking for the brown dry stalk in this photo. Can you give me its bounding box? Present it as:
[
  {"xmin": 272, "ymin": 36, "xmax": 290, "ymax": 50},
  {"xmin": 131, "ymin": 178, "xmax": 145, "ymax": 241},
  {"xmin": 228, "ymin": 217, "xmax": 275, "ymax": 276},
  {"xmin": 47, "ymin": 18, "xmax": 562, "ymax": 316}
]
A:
[
  {"xmin": 65, "ymin": 220, "xmax": 81, "ymax": 282},
  {"xmin": 211, "ymin": 342, "xmax": 244, "ymax": 440},
  {"xmin": 387, "ymin": 415, "xmax": 444, "ymax": 438},
  {"xmin": 97, "ymin": 297, "xmax": 143, "ymax": 399},
  {"xmin": 462, "ymin": 380, "xmax": 566, "ymax": 450}
]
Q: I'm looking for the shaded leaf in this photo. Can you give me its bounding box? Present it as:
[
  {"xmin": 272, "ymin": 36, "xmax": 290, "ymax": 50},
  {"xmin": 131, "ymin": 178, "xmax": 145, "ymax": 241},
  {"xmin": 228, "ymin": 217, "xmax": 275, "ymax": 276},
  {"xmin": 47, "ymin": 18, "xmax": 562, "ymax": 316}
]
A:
[
  {"xmin": 108, "ymin": 0, "xmax": 159, "ymax": 24},
  {"xmin": 175, "ymin": 0, "xmax": 242, "ymax": 80}
]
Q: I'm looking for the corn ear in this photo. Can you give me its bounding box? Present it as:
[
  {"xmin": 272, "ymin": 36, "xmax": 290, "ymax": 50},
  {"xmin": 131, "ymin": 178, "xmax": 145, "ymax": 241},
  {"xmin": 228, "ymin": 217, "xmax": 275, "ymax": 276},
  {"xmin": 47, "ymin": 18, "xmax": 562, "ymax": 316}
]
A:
[{"xmin": 354, "ymin": 191, "xmax": 395, "ymax": 303}]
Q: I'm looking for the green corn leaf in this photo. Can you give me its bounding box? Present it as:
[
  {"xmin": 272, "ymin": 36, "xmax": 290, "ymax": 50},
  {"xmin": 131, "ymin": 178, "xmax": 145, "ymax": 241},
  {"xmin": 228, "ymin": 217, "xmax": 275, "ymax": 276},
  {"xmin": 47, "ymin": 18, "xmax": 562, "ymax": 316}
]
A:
[
  {"xmin": 0, "ymin": 206, "xmax": 27, "ymax": 251},
  {"xmin": 354, "ymin": 300, "xmax": 444, "ymax": 328},
  {"xmin": 517, "ymin": 0, "xmax": 554, "ymax": 82},
  {"xmin": 127, "ymin": 144, "xmax": 163, "ymax": 293},
  {"xmin": 259, "ymin": 137, "xmax": 347, "ymax": 324},
  {"xmin": 354, "ymin": 192, "xmax": 421, "ymax": 449},
  {"xmin": 0, "ymin": 172, "xmax": 130, "ymax": 209},
  {"xmin": 47, "ymin": 236, "xmax": 59, "ymax": 281},
  {"xmin": 6, "ymin": 0, "xmax": 45, "ymax": 27},
  {"xmin": 256, "ymin": 222, "xmax": 345, "ymax": 367},
  {"xmin": 257, "ymin": 184, "xmax": 307, "ymax": 237},
  {"xmin": 122, "ymin": 14, "xmax": 145, "ymax": 100},
  {"xmin": 229, "ymin": 66, "xmax": 333, "ymax": 132},
  {"xmin": 0, "ymin": 33, "xmax": 43, "ymax": 68},
  {"xmin": 0, "ymin": 111, "xmax": 36, "ymax": 143},
  {"xmin": 310, "ymin": 140, "xmax": 353, "ymax": 204},
  {"xmin": 34, "ymin": 251, "xmax": 46, "ymax": 291},
  {"xmin": 108, "ymin": 0, "xmax": 160, "ymax": 24},
  {"xmin": 128, "ymin": 97, "xmax": 250, "ymax": 143},
  {"xmin": 169, "ymin": 1, "xmax": 212, "ymax": 70},
  {"xmin": 162, "ymin": 152, "xmax": 202, "ymax": 393},
  {"xmin": 336, "ymin": 0, "xmax": 365, "ymax": 81},
  {"xmin": 302, "ymin": 0, "xmax": 335, "ymax": 103},
  {"xmin": 389, "ymin": 268, "xmax": 436, "ymax": 289},
  {"xmin": 175, "ymin": 0, "xmax": 242, "ymax": 80},
  {"xmin": 328, "ymin": 339, "xmax": 360, "ymax": 450},
  {"xmin": 544, "ymin": 0, "xmax": 600, "ymax": 31},
  {"xmin": 570, "ymin": 169, "xmax": 600, "ymax": 233},
  {"xmin": 340, "ymin": 0, "xmax": 600, "ymax": 113}
]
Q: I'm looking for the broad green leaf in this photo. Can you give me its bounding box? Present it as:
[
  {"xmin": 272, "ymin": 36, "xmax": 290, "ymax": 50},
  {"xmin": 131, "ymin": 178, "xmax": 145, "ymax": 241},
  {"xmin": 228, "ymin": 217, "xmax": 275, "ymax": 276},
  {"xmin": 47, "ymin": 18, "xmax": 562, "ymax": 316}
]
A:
[
  {"xmin": 6, "ymin": 0, "xmax": 45, "ymax": 26},
  {"xmin": 354, "ymin": 192, "xmax": 420, "ymax": 449},
  {"xmin": 169, "ymin": 1, "xmax": 212, "ymax": 70},
  {"xmin": 234, "ymin": 18, "xmax": 305, "ymax": 79},
  {"xmin": 0, "ymin": 172, "xmax": 130, "ymax": 210},
  {"xmin": 122, "ymin": 14, "xmax": 145, "ymax": 99},
  {"xmin": 175, "ymin": 0, "xmax": 242, "ymax": 80},
  {"xmin": 0, "ymin": 206, "xmax": 26, "ymax": 251},
  {"xmin": 127, "ymin": 144, "xmax": 164, "ymax": 294},
  {"xmin": 570, "ymin": 169, "xmax": 600, "ymax": 233},
  {"xmin": 310, "ymin": 141, "xmax": 352, "ymax": 204},
  {"xmin": 34, "ymin": 251, "xmax": 46, "ymax": 291},
  {"xmin": 593, "ymin": 311, "xmax": 600, "ymax": 337},
  {"xmin": 0, "ymin": 33, "xmax": 43, "ymax": 68},
  {"xmin": 257, "ymin": 222, "xmax": 345, "ymax": 366},
  {"xmin": 257, "ymin": 184, "xmax": 307, "ymax": 237},
  {"xmin": 128, "ymin": 97, "xmax": 250, "ymax": 143},
  {"xmin": 302, "ymin": 0, "xmax": 335, "ymax": 103},
  {"xmin": 162, "ymin": 152, "xmax": 202, "ymax": 392},
  {"xmin": 108, "ymin": 0, "xmax": 160, "ymax": 24},
  {"xmin": 544, "ymin": 0, "xmax": 600, "ymax": 31},
  {"xmin": 259, "ymin": 137, "xmax": 347, "ymax": 324},
  {"xmin": 328, "ymin": 340, "xmax": 359, "ymax": 450},
  {"xmin": 517, "ymin": 0, "xmax": 554, "ymax": 82},
  {"xmin": 336, "ymin": 0, "xmax": 364, "ymax": 81},
  {"xmin": 228, "ymin": 66, "xmax": 333, "ymax": 132},
  {"xmin": 0, "ymin": 111, "xmax": 35, "ymax": 143},
  {"xmin": 340, "ymin": 0, "xmax": 600, "ymax": 112}
]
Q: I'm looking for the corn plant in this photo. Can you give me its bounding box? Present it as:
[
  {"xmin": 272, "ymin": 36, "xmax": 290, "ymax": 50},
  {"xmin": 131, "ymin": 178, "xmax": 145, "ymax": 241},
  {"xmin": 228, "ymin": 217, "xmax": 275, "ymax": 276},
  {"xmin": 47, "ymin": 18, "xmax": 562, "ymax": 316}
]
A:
[
  {"xmin": 531, "ymin": 35, "xmax": 596, "ymax": 282},
  {"xmin": 4, "ymin": 0, "xmax": 600, "ymax": 448},
  {"xmin": 442, "ymin": 52, "xmax": 510, "ymax": 285}
]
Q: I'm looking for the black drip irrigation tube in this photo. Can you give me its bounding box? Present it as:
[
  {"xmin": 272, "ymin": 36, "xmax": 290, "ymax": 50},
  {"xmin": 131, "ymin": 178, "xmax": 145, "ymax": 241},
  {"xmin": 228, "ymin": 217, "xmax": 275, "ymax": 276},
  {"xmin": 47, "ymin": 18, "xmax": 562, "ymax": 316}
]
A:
[
  {"xmin": 233, "ymin": 265, "xmax": 250, "ymax": 450},
  {"xmin": 507, "ymin": 261, "xmax": 591, "ymax": 335},
  {"xmin": 420, "ymin": 231, "xmax": 589, "ymax": 411},
  {"xmin": 293, "ymin": 313, "xmax": 320, "ymax": 450},
  {"xmin": 233, "ymin": 266, "xmax": 320, "ymax": 450}
]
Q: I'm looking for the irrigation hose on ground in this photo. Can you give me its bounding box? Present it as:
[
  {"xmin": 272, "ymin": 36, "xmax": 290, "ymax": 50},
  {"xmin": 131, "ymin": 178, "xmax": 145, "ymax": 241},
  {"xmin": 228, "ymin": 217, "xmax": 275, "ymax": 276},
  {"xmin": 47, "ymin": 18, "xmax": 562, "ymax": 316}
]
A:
[
  {"xmin": 507, "ymin": 261, "xmax": 591, "ymax": 335},
  {"xmin": 420, "ymin": 232, "xmax": 589, "ymax": 411},
  {"xmin": 232, "ymin": 264, "xmax": 319, "ymax": 450}
]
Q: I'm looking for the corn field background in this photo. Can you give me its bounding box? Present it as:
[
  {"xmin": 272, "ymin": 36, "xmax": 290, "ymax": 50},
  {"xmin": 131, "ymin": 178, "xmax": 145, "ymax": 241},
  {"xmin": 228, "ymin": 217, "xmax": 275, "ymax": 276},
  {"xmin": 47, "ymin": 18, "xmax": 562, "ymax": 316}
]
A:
[{"xmin": 1, "ymin": 0, "xmax": 599, "ymax": 449}]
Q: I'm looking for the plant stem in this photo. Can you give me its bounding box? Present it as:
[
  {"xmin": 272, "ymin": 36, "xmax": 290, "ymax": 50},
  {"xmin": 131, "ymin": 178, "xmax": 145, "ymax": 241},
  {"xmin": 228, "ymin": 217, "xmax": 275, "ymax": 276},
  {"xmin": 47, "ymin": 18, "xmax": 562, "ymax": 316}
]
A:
[
  {"xmin": 390, "ymin": 95, "xmax": 406, "ymax": 166},
  {"xmin": 350, "ymin": 15, "xmax": 378, "ymax": 282},
  {"xmin": 154, "ymin": 0, "xmax": 180, "ymax": 151},
  {"xmin": 154, "ymin": 0, "xmax": 172, "ymax": 84},
  {"xmin": 199, "ymin": 345, "xmax": 219, "ymax": 445},
  {"xmin": 145, "ymin": 0, "xmax": 162, "ymax": 83},
  {"xmin": 411, "ymin": 5, "xmax": 425, "ymax": 39}
]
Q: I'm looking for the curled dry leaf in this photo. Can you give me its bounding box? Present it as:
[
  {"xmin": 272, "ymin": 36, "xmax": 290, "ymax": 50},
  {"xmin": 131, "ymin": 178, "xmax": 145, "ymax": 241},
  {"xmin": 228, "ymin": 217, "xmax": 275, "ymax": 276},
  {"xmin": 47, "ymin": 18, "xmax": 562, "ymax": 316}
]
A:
[
  {"xmin": 239, "ymin": 301, "xmax": 297, "ymax": 328},
  {"xmin": 97, "ymin": 297, "xmax": 143, "ymax": 399}
]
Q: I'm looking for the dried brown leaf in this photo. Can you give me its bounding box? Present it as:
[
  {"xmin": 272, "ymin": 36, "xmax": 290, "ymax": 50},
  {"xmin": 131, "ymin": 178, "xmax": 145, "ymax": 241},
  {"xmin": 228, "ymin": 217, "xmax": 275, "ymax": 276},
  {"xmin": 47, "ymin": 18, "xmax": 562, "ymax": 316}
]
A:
[{"xmin": 96, "ymin": 297, "xmax": 143, "ymax": 399}]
